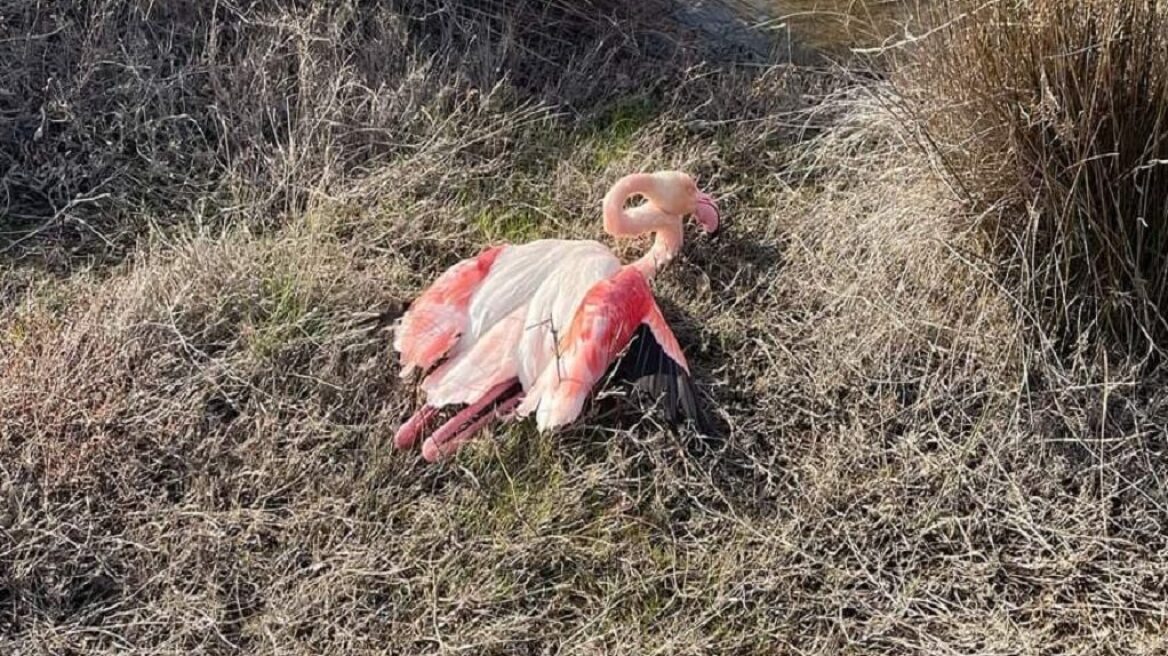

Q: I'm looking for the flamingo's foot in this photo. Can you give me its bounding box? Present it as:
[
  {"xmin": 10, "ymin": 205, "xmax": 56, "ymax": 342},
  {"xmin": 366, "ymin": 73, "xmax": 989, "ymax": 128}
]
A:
[{"xmin": 394, "ymin": 404, "xmax": 439, "ymax": 449}]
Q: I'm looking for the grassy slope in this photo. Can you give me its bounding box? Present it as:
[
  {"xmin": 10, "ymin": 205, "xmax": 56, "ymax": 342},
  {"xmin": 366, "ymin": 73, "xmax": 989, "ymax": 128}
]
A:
[{"xmin": 2, "ymin": 2, "xmax": 1166, "ymax": 654}]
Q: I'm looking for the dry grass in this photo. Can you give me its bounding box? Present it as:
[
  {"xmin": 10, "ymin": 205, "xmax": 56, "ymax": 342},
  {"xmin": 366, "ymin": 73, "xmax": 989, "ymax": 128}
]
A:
[
  {"xmin": 0, "ymin": 0, "xmax": 682, "ymax": 267},
  {"xmin": 895, "ymin": 0, "xmax": 1168, "ymax": 360},
  {"xmin": 3, "ymin": 1, "xmax": 1168, "ymax": 654}
]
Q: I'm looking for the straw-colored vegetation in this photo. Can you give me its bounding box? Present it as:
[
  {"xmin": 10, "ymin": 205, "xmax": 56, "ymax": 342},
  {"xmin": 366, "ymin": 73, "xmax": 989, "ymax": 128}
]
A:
[
  {"xmin": 2, "ymin": 1, "xmax": 1166, "ymax": 654},
  {"xmin": 899, "ymin": 0, "xmax": 1168, "ymax": 358}
]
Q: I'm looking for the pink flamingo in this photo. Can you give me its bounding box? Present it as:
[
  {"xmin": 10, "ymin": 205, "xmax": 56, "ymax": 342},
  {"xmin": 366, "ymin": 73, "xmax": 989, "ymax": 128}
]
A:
[{"xmin": 392, "ymin": 171, "xmax": 720, "ymax": 461}]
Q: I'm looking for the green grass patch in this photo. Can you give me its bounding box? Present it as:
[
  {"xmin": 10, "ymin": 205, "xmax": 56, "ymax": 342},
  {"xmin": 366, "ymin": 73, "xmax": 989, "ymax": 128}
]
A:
[
  {"xmin": 438, "ymin": 423, "xmax": 576, "ymax": 537},
  {"xmin": 245, "ymin": 269, "xmax": 327, "ymax": 359},
  {"xmin": 580, "ymin": 96, "xmax": 660, "ymax": 170},
  {"xmin": 472, "ymin": 204, "xmax": 551, "ymax": 242}
]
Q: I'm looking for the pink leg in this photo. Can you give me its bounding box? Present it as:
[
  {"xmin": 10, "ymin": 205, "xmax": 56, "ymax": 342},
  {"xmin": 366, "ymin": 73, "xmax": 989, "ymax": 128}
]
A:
[
  {"xmin": 394, "ymin": 405, "xmax": 438, "ymax": 449},
  {"xmin": 422, "ymin": 395, "xmax": 522, "ymax": 462}
]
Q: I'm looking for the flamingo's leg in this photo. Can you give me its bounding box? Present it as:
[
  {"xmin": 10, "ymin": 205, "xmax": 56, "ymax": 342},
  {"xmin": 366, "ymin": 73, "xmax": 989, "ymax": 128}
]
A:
[
  {"xmin": 417, "ymin": 379, "xmax": 520, "ymax": 462},
  {"xmin": 422, "ymin": 395, "xmax": 522, "ymax": 462},
  {"xmin": 394, "ymin": 404, "xmax": 439, "ymax": 449}
]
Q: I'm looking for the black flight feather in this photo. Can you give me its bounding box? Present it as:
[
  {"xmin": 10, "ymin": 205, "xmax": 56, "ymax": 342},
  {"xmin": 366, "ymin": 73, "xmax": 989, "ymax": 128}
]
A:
[{"xmin": 609, "ymin": 323, "xmax": 714, "ymax": 439}]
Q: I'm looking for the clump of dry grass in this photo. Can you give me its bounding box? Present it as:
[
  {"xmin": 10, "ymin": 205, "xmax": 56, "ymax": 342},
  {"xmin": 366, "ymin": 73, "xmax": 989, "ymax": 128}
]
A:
[{"xmin": 897, "ymin": 0, "xmax": 1168, "ymax": 360}]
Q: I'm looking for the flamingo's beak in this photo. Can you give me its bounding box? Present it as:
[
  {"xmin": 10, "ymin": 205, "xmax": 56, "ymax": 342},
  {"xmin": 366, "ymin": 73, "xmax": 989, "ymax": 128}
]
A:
[{"xmin": 694, "ymin": 191, "xmax": 720, "ymax": 235}]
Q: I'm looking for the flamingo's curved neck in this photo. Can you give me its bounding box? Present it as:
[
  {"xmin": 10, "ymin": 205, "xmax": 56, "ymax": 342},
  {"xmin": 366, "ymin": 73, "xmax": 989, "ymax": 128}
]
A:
[{"xmin": 602, "ymin": 174, "xmax": 683, "ymax": 280}]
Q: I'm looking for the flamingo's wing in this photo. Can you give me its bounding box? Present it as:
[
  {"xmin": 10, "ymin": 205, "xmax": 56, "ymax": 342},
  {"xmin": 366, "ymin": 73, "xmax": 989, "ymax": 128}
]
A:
[
  {"xmin": 512, "ymin": 268, "xmax": 644, "ymax": 429},
  {"xmin": 417, "ymin": 240, "xmax": 618, "ymax": 405},
  {"xmin": 394, "ymin": 245, "xmax": 505, "ymax": 377},
  {"xmin": 396, "ymin": 241, "xmax": 621, "ymax": 460},
  {"xmin": 518, "ymin": 268, "xmax": 711, "ymax": 434},
  {"xmin": 420, "ymin": 306, "xmax": 525, "ymax": 407},
  {"xmin": 609, "ymin": 310, "xmax": 712, "ymax": 437},
  {"xmin": 468, "ymin": 239, "xmax": 589, "ymax": 337},
  {"xmin": 402, "ymin": 240, "xmax": 589, "ymax": 382}
]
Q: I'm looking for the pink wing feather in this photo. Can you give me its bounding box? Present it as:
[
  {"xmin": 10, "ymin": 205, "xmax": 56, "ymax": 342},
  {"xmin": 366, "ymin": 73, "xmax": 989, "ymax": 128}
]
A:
[{"xmin": 393, "ymin": 245, "xmax": 505, "ymax": 377}]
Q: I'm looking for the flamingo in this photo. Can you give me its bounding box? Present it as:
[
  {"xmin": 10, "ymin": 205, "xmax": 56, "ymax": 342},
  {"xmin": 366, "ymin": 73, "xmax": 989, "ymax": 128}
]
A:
[{"xmin": 392, "ymin": 171, "xmax": 720, "ymax": 461}]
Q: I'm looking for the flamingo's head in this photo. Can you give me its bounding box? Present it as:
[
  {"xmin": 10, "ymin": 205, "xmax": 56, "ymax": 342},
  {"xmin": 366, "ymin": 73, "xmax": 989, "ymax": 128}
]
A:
[{"xmin": 648, "ymin": 171, "xmax": 721, "ymax": 235}]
